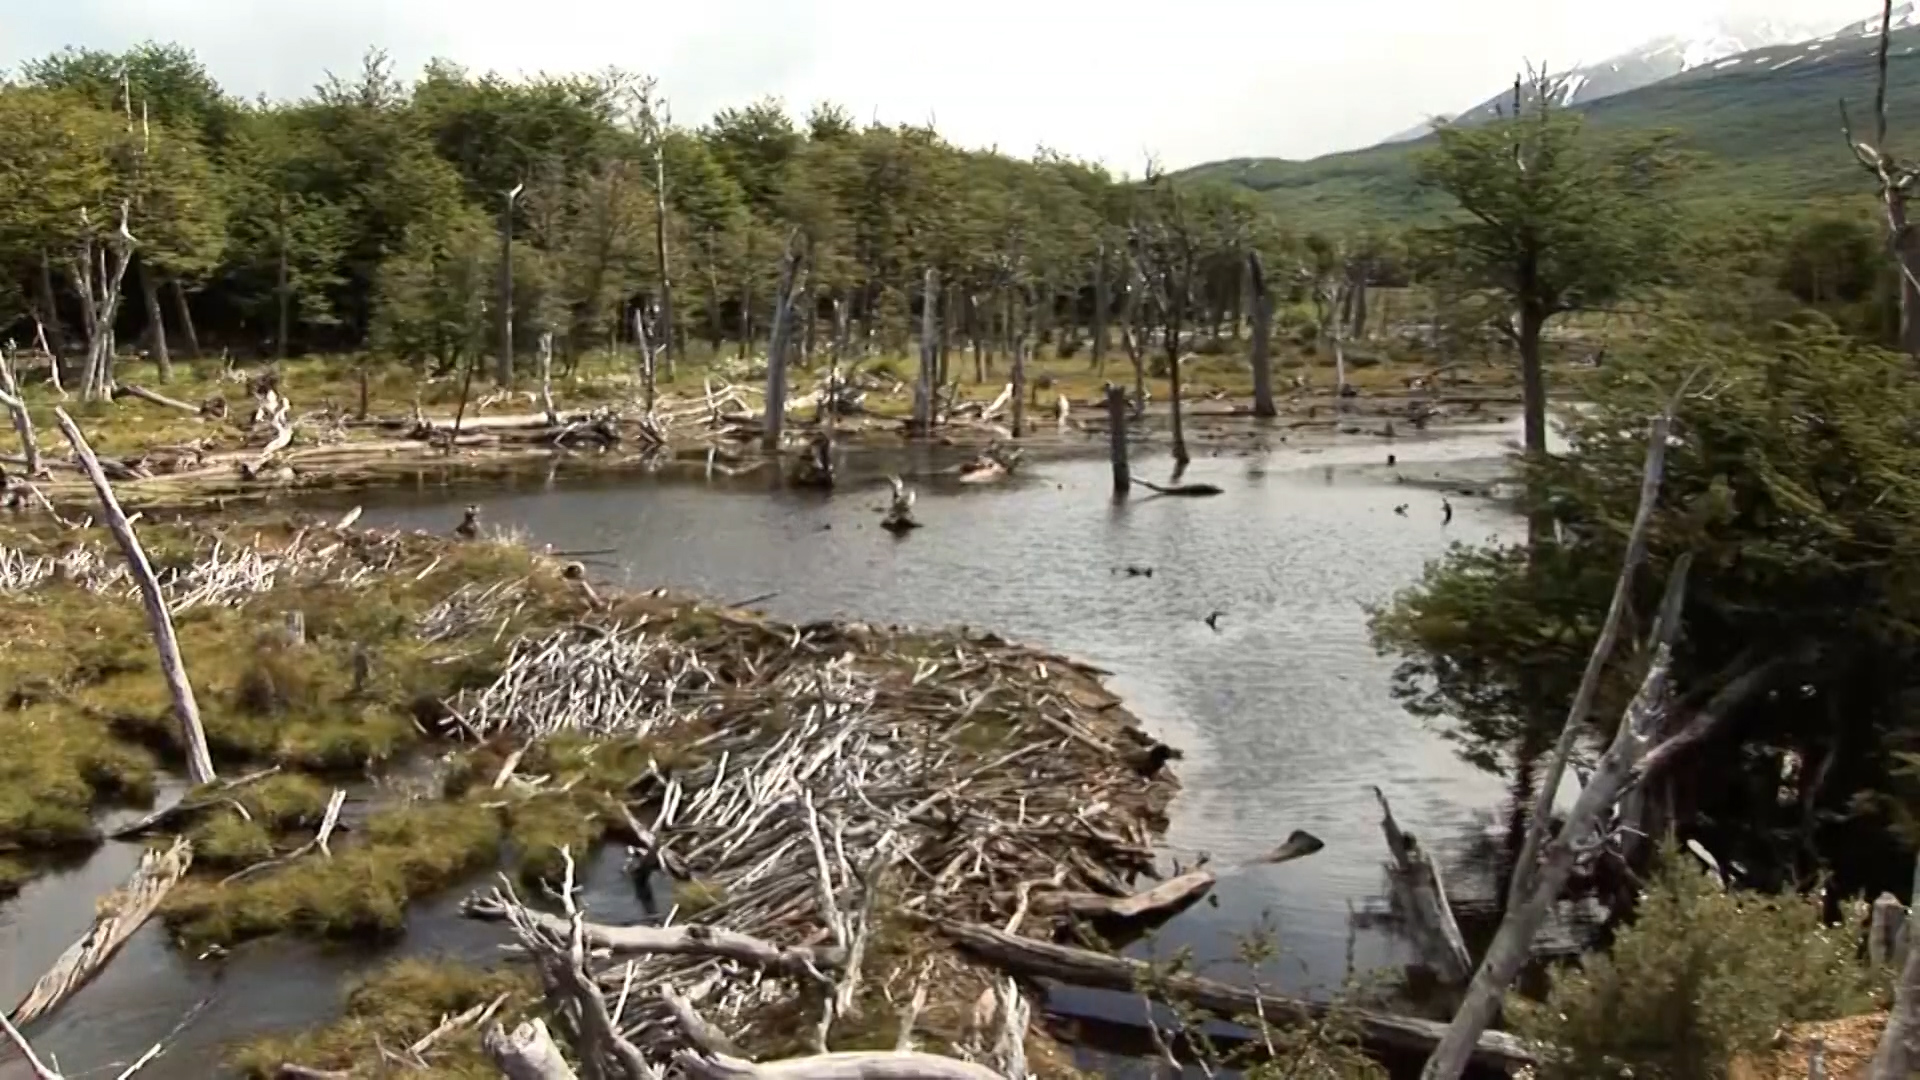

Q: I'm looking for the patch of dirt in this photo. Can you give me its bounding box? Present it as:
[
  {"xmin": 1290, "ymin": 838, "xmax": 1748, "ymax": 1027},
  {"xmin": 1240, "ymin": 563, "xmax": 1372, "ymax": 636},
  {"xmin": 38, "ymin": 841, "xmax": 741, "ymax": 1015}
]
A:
[{"xmin": 1731, "ymin": 1013, "xmax": 1887, "ymax": 1080}]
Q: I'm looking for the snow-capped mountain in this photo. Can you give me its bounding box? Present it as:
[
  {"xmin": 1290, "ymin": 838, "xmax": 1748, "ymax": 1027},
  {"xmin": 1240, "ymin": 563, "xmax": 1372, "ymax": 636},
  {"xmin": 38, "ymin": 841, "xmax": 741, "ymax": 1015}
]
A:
[{"xmin": 1380, "ymin": 11, "xmax": 1838, "ymax": 144}]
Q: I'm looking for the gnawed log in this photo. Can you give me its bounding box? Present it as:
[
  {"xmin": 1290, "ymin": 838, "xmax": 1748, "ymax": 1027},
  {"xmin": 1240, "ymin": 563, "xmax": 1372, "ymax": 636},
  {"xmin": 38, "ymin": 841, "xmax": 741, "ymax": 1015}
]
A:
[
  {"xmin": 935, "ymin": 920, "xmax": 1536, "ymax": 1072},
  {"xmin": 461, "ymin": 888, "xmax": 844, "ymax": 977},
  {"xmin": 54, "ymin": 408, "xmax": 216, "ymax": 784},
  {"xmin": 9, "ymin": 837, "xmax": 192, "ymax": 1027},
  {"xmin": 1373, "ymin": 786, "xmax": 1471, "ymax": 985},
  {"xmin": 484, "ymin": 1019, "xmax": 579, "ymax": 1080}
]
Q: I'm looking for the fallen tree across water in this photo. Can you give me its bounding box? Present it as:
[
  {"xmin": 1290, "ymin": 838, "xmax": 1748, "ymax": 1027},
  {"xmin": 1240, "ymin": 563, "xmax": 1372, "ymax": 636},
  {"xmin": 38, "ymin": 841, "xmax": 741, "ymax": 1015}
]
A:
[
  {"xmin": 934, "ymin": 920, "xmax": 1537, "ymax": 1073},
  {"xmin": 8, "ymin": 838, "xmax": 193, "ymax": 1029}
]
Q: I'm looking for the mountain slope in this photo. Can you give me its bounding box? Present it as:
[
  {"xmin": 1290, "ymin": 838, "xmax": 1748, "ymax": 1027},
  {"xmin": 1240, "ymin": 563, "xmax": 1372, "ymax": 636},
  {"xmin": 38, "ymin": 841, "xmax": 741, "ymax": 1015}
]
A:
[
  {"xmin": 1379, "ymin": 12, "xmax": 1833, "ymax": 145},
  {"xmin": 1182, "ymin": 23, "xmax": 1920, "ymax": 232}
]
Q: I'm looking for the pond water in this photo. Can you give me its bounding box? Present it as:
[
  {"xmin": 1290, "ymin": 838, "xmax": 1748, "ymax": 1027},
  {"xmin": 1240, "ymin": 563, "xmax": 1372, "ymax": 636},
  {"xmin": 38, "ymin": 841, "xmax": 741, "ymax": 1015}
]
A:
[{"xmin": 2, "ymin": 418, "xmax": 1562, "ymax": 1078}]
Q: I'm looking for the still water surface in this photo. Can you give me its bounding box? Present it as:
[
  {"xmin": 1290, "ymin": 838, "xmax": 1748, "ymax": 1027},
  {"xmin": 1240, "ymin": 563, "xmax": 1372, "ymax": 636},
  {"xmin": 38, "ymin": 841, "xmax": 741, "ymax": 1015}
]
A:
[{"xmin": 2, "ymin": 421, "xmax": 1539, "ymax": 1077}]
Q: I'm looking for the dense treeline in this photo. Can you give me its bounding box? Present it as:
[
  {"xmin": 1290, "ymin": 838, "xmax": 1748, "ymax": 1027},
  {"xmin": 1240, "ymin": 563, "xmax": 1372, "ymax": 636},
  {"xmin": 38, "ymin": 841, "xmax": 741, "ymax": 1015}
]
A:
[{"xmin": 0, "ymin": 43, "xmax": 1394, "ymax": 392}]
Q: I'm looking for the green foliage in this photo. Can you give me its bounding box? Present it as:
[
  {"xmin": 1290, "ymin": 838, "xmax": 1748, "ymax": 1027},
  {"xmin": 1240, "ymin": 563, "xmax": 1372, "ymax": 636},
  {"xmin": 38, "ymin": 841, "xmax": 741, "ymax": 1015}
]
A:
[
  {"xmin": 1510, "ymin": 853, "xmax": 1881, "ymax": 1080},
  {"xmin": 1374, "ymin": 322, "xmax": 1920, "ymax": 888}
]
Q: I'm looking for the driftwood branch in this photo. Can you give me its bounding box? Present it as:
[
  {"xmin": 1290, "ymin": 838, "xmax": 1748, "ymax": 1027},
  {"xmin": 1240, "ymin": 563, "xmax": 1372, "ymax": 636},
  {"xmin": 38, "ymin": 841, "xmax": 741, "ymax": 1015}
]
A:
[
  {"xmin": 0, "ymin": 346, "xmax": 41, "ymax": 475},
  {"xmin": 107, "ymin": 766, "xmax": 279, "ymax": 839},
  {"xmin": 53, "ymin": 407, "xmax": 216, "ymax": 784},
  {"xmin": 118, "ymin": 383, "xmax": 202, "ymax": 415}
]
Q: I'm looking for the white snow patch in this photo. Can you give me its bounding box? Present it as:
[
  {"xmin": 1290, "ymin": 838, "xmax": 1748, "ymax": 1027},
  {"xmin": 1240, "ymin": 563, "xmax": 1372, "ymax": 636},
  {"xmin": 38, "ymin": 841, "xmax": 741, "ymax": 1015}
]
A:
[
  {"xmin": 1808, "ymin": 42, "xmax": 1822, "ymax": 50},
  {"xmin": 1770, "ymin": 54, "xmax": 1804, "ymax": 70},
  {"xmin": 1714, "ymin": 57, "xmax": 1742, "ymax": 68}
]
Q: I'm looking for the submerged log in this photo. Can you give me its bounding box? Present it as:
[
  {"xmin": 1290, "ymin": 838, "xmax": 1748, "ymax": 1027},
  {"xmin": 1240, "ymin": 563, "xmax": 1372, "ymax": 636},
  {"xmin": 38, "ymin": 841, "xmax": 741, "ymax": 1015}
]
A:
[
  {"xmin": 935, "ymin": 921, "xmax": 1536, "ymax": 1072},
  {"xmin": 9, "ymin": 837, "xmax": 193, "ymax": 1028},
  {"xmin": 107, "ymin": 766, "xmax": 280, "ymax": 839},
  {"xmin": 1373, "ymin": 786, "xmax": 1472, "ymax": 985},
  {"xmin": 1133, "ymin": 478, "xmax": 1224, "ymax": 497}
]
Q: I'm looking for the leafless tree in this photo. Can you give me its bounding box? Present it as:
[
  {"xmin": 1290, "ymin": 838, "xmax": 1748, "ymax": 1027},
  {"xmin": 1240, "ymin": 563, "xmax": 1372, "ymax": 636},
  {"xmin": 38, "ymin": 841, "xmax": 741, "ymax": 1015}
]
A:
[{"xmin": 1842, "ymin": 0, "xmax": 1920, "ymax": 357}]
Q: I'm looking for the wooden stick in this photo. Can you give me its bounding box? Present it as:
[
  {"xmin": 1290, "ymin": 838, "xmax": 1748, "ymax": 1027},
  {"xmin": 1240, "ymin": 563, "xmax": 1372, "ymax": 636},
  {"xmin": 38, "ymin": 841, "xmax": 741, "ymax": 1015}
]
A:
[
  {"xmin": 53, "ymin": 407, "xmax": 216, "ymax": 784},
  {"xmin": 9, "ymin": 838, "xmax": 193, "ymax": 1027}
]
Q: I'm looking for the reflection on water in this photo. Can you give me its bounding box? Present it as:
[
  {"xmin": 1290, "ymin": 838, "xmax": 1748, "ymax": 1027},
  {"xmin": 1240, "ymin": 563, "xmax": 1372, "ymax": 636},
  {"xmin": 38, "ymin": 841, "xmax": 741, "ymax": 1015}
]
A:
[{"xmin": 3, "ymin": 419, "xmax": 1557, "ymax": 1077}]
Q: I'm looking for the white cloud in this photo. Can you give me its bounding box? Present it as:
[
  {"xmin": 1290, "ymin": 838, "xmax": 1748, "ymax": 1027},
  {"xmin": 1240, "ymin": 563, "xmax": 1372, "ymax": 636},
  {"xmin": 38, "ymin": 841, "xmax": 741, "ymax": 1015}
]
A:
[{"xmin": 0, "ymin": 0, "xmax": 1888, "ymax": 167}]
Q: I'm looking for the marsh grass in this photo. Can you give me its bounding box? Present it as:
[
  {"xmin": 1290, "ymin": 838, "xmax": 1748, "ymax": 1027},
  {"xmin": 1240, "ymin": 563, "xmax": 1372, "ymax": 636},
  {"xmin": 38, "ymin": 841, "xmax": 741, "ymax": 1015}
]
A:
[
  {"xmin": 162, "ymin": 800, "xmax": 503, "ymax": 945},
  {"xmin": 228, "ymin": 957, "xmax": 538, "ymax": 1079}
]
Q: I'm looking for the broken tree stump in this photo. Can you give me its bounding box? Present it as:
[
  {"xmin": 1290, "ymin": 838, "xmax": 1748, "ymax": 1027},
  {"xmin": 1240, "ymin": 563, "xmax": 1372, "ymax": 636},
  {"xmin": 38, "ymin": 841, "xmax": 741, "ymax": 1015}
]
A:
[
  {"xmin": 1106, "ymin": 384, "xmax": 1130, "ymax": 499},
  {"xmin": 1372, "ymin": 786, "xmax": 1471, "ymax": 985}
]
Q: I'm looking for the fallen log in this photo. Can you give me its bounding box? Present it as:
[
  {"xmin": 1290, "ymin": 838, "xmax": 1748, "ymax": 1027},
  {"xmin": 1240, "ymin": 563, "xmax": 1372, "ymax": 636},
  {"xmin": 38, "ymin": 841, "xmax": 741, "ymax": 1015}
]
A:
[
  {"xmin": 1373, "ymin": 786, "xmax": 1472, "ymax": 985},
  {"xmin": 107, "ymin": 766, "xmax": 280, "ymax": 839},
  {"xmin": 461, "ymin": 889, "xmax": 844, "ymax": 977},
  {"xmin": 1030, "ymin": 869, "xmax": 1214, "ymax": 924},
  {"xmin": 1133, "ymin": 478, "xmax": 1224, "ymax": 497},
  {"xmin": 9, "ymin": 837, "xmax": 193, "ymax": 1028},
  {"xmin": 117, "ymin": 384, "xmax": 202, "ymax": 415},
  {"xmin": 54, "ymin": 408, "xmax": 217, "ymax": 785},
  {"xmin": 934, "ymin": 921, "xmax": 1536, "ymax": 1072}
]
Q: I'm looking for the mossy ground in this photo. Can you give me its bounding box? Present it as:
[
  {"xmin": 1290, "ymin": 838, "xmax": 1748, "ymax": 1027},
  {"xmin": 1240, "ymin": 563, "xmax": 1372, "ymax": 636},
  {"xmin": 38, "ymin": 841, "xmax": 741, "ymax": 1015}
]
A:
[{"xmin": 228, "ymin": 958, "xmax": 538, "ymax": 1079}]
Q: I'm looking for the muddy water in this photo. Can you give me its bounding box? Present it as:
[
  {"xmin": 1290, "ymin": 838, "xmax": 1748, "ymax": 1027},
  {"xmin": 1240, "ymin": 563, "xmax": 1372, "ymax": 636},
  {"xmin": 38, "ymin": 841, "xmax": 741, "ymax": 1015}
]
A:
[{"xmin": 2, "ymin": 419, "xmax": 1553, "ymax": 1077}]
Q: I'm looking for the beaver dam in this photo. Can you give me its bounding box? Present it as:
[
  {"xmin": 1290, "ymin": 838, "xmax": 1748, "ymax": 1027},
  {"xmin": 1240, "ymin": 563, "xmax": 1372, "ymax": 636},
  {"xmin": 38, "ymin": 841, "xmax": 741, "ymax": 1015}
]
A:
[{"xmin": 0, "ymin": 485, "xmax": 1534, "ymax": 1079}]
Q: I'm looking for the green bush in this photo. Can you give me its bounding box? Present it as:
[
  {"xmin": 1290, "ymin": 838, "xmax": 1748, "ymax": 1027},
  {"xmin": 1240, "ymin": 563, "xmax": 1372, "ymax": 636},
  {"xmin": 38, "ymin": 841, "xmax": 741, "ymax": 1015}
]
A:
[{"xmin": 1509, "ymin": 852, "xmax": 1881, "ymax": 1080}]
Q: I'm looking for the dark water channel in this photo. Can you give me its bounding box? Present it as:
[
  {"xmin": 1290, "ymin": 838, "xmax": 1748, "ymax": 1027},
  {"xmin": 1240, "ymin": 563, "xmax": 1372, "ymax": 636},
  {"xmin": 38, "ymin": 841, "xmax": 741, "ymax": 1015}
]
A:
[{"xmin": 3, "ymin": 419, "xmax": 1569, "ymax": 1078}]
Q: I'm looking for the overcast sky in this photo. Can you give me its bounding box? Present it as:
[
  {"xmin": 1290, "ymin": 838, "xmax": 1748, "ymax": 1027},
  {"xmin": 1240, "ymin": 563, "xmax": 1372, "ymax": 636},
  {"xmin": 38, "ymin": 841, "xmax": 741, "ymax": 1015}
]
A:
[{"xmin": 0, "ymin": 0, "xmax": 1889, "ymax": 168}]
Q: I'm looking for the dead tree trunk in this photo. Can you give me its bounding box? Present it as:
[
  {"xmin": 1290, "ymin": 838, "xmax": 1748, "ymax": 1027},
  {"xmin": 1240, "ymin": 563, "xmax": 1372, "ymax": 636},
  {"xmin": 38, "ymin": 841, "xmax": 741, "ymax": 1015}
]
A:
[
  {"xmin": 912, "ymin": 268, "xmax": 936, "ymax": 435},
  {"xmin": 1092, "ymin": 243, "xmax": 1110, "ymax": 374},
  {"xmin": 1248, "ymin": 252, "xmax": 1276, "ymax": 419},
  {"xmin": 0, "ymin": 347, "xmax": 41, "ymax": 475},
  {"xmin": 1374, "ymin": 787, "xmax": 1471, "ymax": 985},
  {"xmin": 1106, "ymin": 384, "xmax": 1129, "ymax": 499},
  {"xmin": 168, "ymin": 278, "xmax": 201, "ymax": 361},
  {"xmin": 73, "ymin": 204, "xmax": 137, "ymax": 402},
  {"xmin": 138, "ymin": 261, "xmax": 171, "ymax": 383},
  {"xmin": 762, "ymin": 239, "xmax": 803, "ymax": 454},
  {"xmin": 1871, "ymin": 860, "xmax": 1920, "ymax": 1079},
  {"xmin": 52, "ymin": 408, "xmax": 216, "ymax": 785},
  {"xmin": 536, "ymin": 332, "xmax": 558, "ymax": 426},
  {"xmin": 1842, "ymin": 0, "xmax": 1920, "ymax": 358},
  {"xmin": 1010, "ymin": 294, "xmax": 1028, "ymax": 439},
  {"xmin": 496, "ymin": 184, "xmax": 523, "ymax": 386},
  {"xmin": 653, "ymin": 141, "xmax": 679, "ymax": 380},
  {"xmin": 276, "ymin": 194, "xmax": 292, "ymax": 362}
]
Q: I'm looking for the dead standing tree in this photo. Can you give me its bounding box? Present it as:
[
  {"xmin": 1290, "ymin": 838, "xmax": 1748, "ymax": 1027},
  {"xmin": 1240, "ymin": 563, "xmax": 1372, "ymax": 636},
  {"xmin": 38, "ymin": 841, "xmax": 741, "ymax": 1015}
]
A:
[
  {"xmin": 1247, "ymin": 251, "xmax": 1277, "ymax": 418},
  {"xmin": 1843, "ymin": 0, "xmax": 1920, "ymax": 358},
  {"xmin": 912, "ymin": 268, "xmax": 937, "ymax": 435},
  {"xmin": 762, "ymin": 233, "xmax": 807, "ymax": 454},
  {"xmin": 72, "ymin": 202, "xmax": 139, "ymax": 402}
]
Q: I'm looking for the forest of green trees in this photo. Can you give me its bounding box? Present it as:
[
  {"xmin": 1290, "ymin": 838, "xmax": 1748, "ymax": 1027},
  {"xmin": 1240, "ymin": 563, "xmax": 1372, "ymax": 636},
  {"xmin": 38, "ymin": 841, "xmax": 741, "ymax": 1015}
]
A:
[{"xmin": 0, "ymin": 43, "xmax": 1357, "ymax": 392}]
